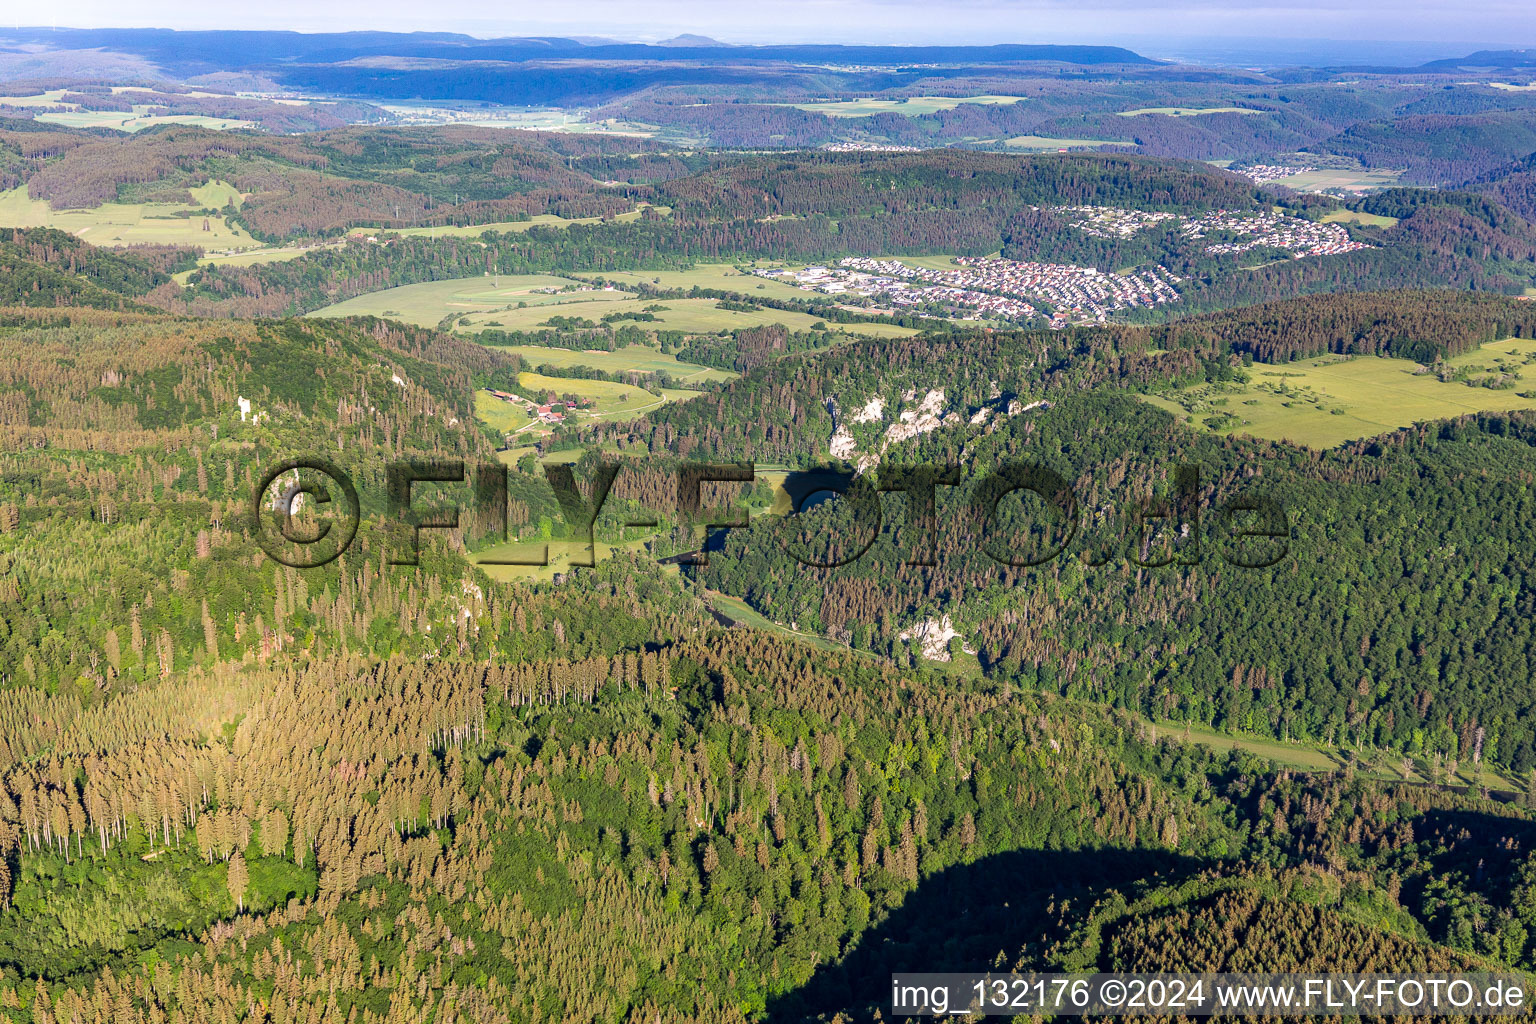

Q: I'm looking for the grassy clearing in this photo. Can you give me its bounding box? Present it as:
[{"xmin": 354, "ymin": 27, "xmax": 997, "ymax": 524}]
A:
[
  {"xmin": 353, "ymin": 204, "xmax": 670, "ymax": 239},
  {"xmin": 473, "ymin": 391, "xmax": 536, "ymax": 435},
  {"xmin": 494, "ymin": 343, "xmax": 736, "ymax": 384},
  {"xmin": 0, "ymin": 90, "xmax": 72, "ymax": 108},
  {"xmin": 1320, "ymin": 209, "xmax": 1400, "ymax": 228},
  {"xmin": 172, "ymin": 243, "xmax": 341, "ymax": 283},
  {"xmin": 34, "ymin": 109, "xmax": 253, "ymax": 132},
  {"xmin": 0, "ymin": 186, "xmax": 259, "ymax": 249},
  {"xmin": 473, "ymin": 538, "xmax": 652, "ymax": 582},
  {"xmin": 1264, "ymin": 168, "xmax": 1403, "ymax": 193},
  {"xmin": 189, "ymin": 180, "xmax": 244, "ymax": 208},
  {"xmin": 1147, "ymin": 338, "xmax": 1536, "ymax": 448},
  {"xmin": 306, "ymin": 267, "xmax": 921, "ymax": 337},
  {"xmin": 704, "ymin": 590, "xmax": 868, "ymax": 655},
  {"xmin": 305, "ymin": 275, "xmax": 587, "ymax": 327},
  {"xmin": 517, "ymin": 371, "xmax": 674, "ymax": 422},
  {"xmin": 1149, "ymin": 719, "xmax": 1519, "ymax": 792},
  {"xmin": 1003, "ymin": 135, "xmax": 1130, "ymax": 150},
  {"xmin": 518, "ymin": 370, "xmax": 656, "ymax": 402},
  {"xmin": 574, "ymin": 263, "xmax": 822, "ymax": 303},
  {"xmin": 475, "ymin": 373, "xmax": 705, "ymax": 450},
  {"xmin": 464, "ymin": 295, "xmax": 918, "ymax": 337},
  {"xmin": 1118, "ymin": 106, "xmax": 1261, "ymax": 116},
  {"xmin": 1490, "ymin": 82, "xmax": 1536, "ymax": 91},
  {"xmin": 778, "ymin": 95, "xmax": 1025, "ymax": 117}
]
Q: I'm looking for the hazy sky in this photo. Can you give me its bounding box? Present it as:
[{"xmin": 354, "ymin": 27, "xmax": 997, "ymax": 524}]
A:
[{"xmin": 30, "ymin": 0, "xmax": 1536, "ymax": 52}]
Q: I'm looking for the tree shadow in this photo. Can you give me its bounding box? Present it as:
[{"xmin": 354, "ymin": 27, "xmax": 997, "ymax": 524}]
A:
[{"xmin": 765, "ymin": 845, "xmax": 1206, "ymax": 1023}]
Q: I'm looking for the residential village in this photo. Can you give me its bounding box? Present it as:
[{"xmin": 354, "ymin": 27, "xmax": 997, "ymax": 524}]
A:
[
  {"xmin": 750, "ymin": 204, "xmax": 1372, "ymax": 325},
  {"xmin": 754, "ymin": 254, "xmax": 1183, "ymax": 325},
  {"xmin": 1180, "ymin": 209, "xmax": 1372, "ymax": 257},
  {"xmin": 1231, "ymin": 163, "xmax": 1319, "ymax": 184}
]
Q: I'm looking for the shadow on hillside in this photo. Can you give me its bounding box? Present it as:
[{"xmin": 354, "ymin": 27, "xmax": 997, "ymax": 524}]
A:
[{"xmin": 764, "ymin": 846, "xmax": 1205, "ymax": 1023}]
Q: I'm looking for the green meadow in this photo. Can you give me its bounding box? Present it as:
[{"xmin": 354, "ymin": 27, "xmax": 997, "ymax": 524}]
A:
[
  {"xmin": 1263, "ymin": 167, "xmax": 1403, "ymax": 193},
  {"xmin": 35, "ymin": 109, "xmax": 253, "ymax": 132},
  {"xmin": 515, "ymin": 372, "xmax": 705, "ymax": 424},
  {"xmin": 574, "ymin": 263, "xmax": 824, "ymax": 303},
  {"xmin": 474, "ymin": 373, "xmax": 707, "ymax": 448},
  {"xmin": 307, "ymin": 266, "xmax": 920, "ymax": 337},
  {"xmin": 0, "ymin": 88, "xmax": 256, "ymax": 133},
  {"xmin": 305, "ymin": 275, "xmax": 588, "ymax": 327},
  {"xmin": 0, "ymin": 185, "xmax": 259, "ymax": 249},
  {"xmin": 461, "ymin": 295, "xmax": 917, "ymax": 337},
  {"xmin": 1146, "ymin": 338, "xmax": 1536, "ymax": 448},
  {"xmin": 472, "ymin": 538, "xmax": 654, "ymax": 583},
  {"xmin": 492, "ymin": 343, "xmax": 736, "ymax": 384},
  {"xmin": 778, "ymin": 95, "xmax": 1025, "ymax": 117},
  {"xmin": 1320, "ymin": 209, "xmax": 1400, "ymax": 228},
  {"xmin": 473, "ymin": 390, "xmax": 536, "ymax": 435},
  {"xmin": 172, "ymin": 243, "xmax": 343, "ymax": 284},
  {"xmin": 1002, "ymin": 135, "xmax": 1130, "ymax": 150},
  {"xmin": 1148, "ymin": 718, "xmax": 1519, "ymax": 792}
]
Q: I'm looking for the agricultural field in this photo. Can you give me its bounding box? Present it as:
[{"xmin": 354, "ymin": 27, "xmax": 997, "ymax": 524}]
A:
[
  {"xmin": 576, "ymin": 263, "xmax": 823, "ymax": 303},
  {"xmin": 492, "ymin": 343, "xmax": 737, "ymax": 384},
  {"xmin": 474, "ymin": 371, "xmax": 703, "ymax": 449},
  {"xmin": 461, "ymin": 295, "xmax": 919, "ymax": 336},
  {"xmin": 779, "ymin": 95, "xmax": 1025, "ymax": 117},
  {"xmin": 1, "ymin": 90, "xmax": 245, "ymax": 132},
  {"xmin": 305, "ymin": 274, "xmax": 589, "ymax": 327},
  {"xmin": 376, "ymin": 103, "xmax": 693, "ymax": 140},
  {"xmin": 1263, "ymin": 167, "xmax": 1403, "ymax": 193},
  {"xmin": 473, "ymin": 390, "xmax": 535, "ymax": 435},
  {"xmin": 1117, "ymin": 106, "xmax": 1261, "ymax": 116},
  {"xmin": 1002, "ymin": 134, "xmax": 1131, "ymax": 150},
  {"xmin": 463, "ymin": 296, "xmax": 890, "ymax": 336},
  {"xmin": 0, "ymin": 185, "xmax": 259, "ymax": 248},
  {"xmin": 0, "ymin": 90, "xmax": 74, "ymax": 108},
  {"xmin": 0, "ymin": 89, "xmax": 254, "ymax": 131},
  {"xmin": 172, "ymin": 243, "xmax": 341, "ymax": 283},
  {"xmin": 1319, "ymin": 209, "xmax": 1400, "ymax": 227},
  {"xmin": 307, "ymin": 271, "xmax": 920, "ymax": 337},
  {"xmin": 36, "ymin": 110, "xmax": 253, "ymax": 131},
  {"xmin": 1145, "ymin": 337, "xmax": 1536, "ymax": 448},
  {"xmin": 515, "ymin": 371, "xmax": 676, "ymax": 422}
]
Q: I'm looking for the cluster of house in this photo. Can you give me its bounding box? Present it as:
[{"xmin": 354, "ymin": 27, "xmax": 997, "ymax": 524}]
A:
[
  {"xmin": 819, "ymin": 141, "xmax": 923, "ymax": 152},
  {"xmin": 950, "ymin": 256, "xmax": 1183, "ymax": 323},
  {"xmin": 1180, "ymin": 210, "xmax": 1370, "ymax": 258},
  {"xmin": 1056, "ymin": 204, "xmax": 1370, "ymax": 261},
  {"xmin": 754, "ymin": 254, "xmax": 1183, "ymax": 326},
  {"xmin": 486, "ymin": 388, "xmax": 573, "ymax": 425},
  {"xmin": 1059, "ymin": 205, "xmax": 1179, "ymax": 238},
  {"xmin": 755, "ymin": 261, "xmax": 1039, "ymax": 321},
  {"xmin": 1231, "ymin": 164, "xmax": 1317, "ymax": 184}
]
